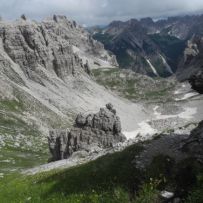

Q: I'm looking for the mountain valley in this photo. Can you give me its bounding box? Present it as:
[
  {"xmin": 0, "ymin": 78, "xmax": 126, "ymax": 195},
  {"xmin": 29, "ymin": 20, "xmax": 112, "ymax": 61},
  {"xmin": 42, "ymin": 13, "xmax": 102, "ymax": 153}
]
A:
[{"xmin": 0, "ymin": 13, "xmax": 203, "ymax": 203}]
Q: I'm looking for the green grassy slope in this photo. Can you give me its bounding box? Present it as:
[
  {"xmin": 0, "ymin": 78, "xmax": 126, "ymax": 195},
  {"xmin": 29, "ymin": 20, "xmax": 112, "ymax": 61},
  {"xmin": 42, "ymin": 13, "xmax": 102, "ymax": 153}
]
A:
[
  {"xmin": 0, "ymin": 144, "xmax": 144, "ymax": 203},
  {"xmin": 0, "ymin": 84, "xmax": 76, "ymax": 174},
  {"xmin": 0, "ymin": 98, "xmax": 49, "ymax": 174},
  {"xmin": 0, "ymin": 140, "xmax": 203, "ymax": 203},
  {"xmin": 92, "ymin": 68, "xmax": 176, "ymax": 102}
]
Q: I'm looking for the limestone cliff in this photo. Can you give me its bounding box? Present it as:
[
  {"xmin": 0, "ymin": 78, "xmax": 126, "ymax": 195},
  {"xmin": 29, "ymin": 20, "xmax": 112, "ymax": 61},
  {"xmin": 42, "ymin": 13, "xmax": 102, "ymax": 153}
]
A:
[
  {"xmin": 177, "ymin": 35, "xmax": 203, "ymax": 81},
  {"xmin": 0, "ymin": 15, "xmax": 117, "ymax": 83}
]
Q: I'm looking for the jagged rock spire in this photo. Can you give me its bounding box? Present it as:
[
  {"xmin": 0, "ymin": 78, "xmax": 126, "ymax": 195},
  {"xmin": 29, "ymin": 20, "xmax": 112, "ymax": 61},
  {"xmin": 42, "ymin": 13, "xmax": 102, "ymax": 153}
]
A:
[{"xmin": 48, "ymin": 103, "xmax": 126, "ymax": 161}]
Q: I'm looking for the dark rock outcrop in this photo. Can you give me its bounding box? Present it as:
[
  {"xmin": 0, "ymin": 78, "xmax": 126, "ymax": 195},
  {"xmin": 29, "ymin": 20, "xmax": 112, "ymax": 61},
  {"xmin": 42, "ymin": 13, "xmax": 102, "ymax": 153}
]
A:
[
  {"xmin": 48, "ymin": 130, "xmax": 69, "ymax": 161},
  {"xmin": 188, "ymin": 70, "xmax": 203, "ymax": 94},
  {"xmin": 183, "ymin": 120, "xmax": 203, "ymax": 163},
  {"xmin": 21, "ymin": 14, "xmax": 27, "ymax": 21},
  {"xmin": 48, "ymin": 103, "xmax": 126, "ymax": 161}
]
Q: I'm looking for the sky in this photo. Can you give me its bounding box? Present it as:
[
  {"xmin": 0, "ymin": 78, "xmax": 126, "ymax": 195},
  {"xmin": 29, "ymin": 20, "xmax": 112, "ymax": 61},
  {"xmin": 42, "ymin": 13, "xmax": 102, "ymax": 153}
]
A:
[{"xmin": 1, "ymin": 0, "xmax": 203, "ymax": 26}]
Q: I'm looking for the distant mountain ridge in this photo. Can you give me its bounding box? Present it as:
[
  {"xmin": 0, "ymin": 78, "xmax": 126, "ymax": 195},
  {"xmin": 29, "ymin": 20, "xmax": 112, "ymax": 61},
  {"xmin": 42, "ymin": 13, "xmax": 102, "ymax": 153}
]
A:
[
  {"xmin": 140, "ymin": 15, "xmax": 203, "ymax": 39},
  {"xmin": 92, "ymin": 14, "xmax": 203, "ymax": 78}
]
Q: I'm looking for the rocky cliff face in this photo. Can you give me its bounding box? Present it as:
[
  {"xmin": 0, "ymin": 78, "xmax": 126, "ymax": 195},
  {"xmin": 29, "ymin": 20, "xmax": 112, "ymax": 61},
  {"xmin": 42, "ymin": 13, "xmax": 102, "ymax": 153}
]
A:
[
  {"xmin": 48, "ymin": 103, "xmax": 126, "ymax": 161},
  {"xmin": 0, "ymin": 18, "xmax": 84, "ymax": 82},
  {"xmin": 177, "ymin": 35, "xmax": 203, "ymax": 81},
  {"xmin": 51, "ymin": 15, "xmax": 118, "ymax": 68},
  {"xmin": 93, "ymin": 19, "xmax": 174, "ymax": 77},
  {"xmin": 91, "ymin": 14, "xmax": 203, "ymax": 77},
  {"xmin": 0, "ymin": 15, "xmax": 117, "ymax": 81}
]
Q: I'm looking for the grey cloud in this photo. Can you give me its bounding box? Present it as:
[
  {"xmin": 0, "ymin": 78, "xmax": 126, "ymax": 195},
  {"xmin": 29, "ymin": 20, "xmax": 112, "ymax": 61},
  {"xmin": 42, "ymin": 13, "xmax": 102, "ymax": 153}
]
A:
[{"xmin": 0, "ymin": 0, "xmax": 203, "ymax": 25}]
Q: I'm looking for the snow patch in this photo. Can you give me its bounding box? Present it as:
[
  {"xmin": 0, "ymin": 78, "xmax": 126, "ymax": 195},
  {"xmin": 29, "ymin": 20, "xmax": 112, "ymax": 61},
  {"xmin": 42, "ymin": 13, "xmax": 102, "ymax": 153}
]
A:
[
  {"xmin": 146, "ymin": 59, "xmax": 159, "ymax": 76},
  {"xmin": 159, "ymin": 54, "xmax": 173, "ymax": 74},
  {"xmin": 179, "ymin": 107, "xmax": 197, "ymax": 119},
  {"xmin": 123, "ymin": 121, "xmax": 157, "ymax": 140},
  {"xmin": 175, "ymin": 92, "xmax": 199, "ymax": 101},
  {"xmin": 174, "ymin": 89, "xmax": 182, "ymax": 95}
]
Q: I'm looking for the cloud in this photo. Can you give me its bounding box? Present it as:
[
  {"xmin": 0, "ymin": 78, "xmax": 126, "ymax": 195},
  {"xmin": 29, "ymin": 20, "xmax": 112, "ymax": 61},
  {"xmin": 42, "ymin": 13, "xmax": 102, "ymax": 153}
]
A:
[{"xmin": 0, "ymin": 0, "xmax": 203, "ymax": 25}]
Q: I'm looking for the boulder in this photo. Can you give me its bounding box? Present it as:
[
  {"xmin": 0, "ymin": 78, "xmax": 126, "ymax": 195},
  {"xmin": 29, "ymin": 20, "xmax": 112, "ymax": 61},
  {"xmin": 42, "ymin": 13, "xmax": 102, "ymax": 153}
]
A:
[{"xmin": 48, "ymin": 103, "xmax": 126, "ymax": 161}]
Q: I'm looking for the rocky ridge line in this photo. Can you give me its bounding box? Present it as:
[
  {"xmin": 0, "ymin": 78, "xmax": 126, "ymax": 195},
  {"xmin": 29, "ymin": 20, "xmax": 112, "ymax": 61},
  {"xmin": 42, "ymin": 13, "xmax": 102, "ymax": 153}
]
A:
[{"xmin": 0, "ymin": 15, "xmax": 117, "ymax": 84}]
